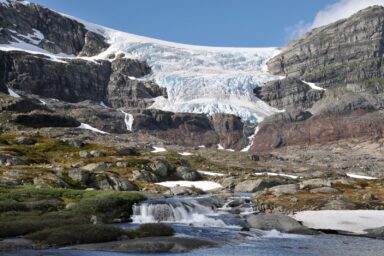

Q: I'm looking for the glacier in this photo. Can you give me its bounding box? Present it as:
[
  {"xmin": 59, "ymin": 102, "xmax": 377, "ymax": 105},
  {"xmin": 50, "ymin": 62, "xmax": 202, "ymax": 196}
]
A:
[{"xmin": 0, "ymin": 2, "xmax": 283, "ymax": 123}]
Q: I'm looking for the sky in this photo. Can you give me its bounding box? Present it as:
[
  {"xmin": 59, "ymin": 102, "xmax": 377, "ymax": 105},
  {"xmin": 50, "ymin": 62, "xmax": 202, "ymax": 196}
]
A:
[{"xmin": 28, "ymin": 0, "xmax": 384, "ymax": 47}]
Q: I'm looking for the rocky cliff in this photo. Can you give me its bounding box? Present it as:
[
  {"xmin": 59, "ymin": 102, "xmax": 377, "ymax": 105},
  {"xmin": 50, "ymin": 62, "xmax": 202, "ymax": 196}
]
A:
[{"xmin": 251, "ymin": 6, "xmax": 384, "ymax": 152}]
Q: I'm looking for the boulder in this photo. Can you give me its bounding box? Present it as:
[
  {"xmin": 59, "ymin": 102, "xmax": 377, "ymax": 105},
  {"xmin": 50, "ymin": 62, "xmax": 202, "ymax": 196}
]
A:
[
  {"xmin": 116, "ymin": 147, "xmax": 140, "ymax": 156},
  {"xmin": 132, "ymin": 170, "xmax": 158, "ymax": 183},
  {"xmin": 247, "ymin": 214, "xmax": 317, "ymax": 235},
  {"xmin": 90, "ymin": 151, "xmax": 106, "ymax": 157},
  {"xmin": 79, "ymin": 151, "xmax": 92, "ymax": 158},
  {"xmin": 364, "ymin": 227, "xmax": 384, "ymax": 239},
  {"xmin": 175, "ymin": 167, "xmax": 200, "ymax": 181},
  {"xmin": 67, "ymin": 169, "xmax": 91, "ymax": 184},
  {"xmin": 62, "ymin": 138, "xmax": 84, "ymax": 148},
  {"xmin": 82, "ymin": 163, "xmax": 107, "ymax": 172},
  {"xmin": 149, "ymin": 158, "xmax": 168, "ymax": 178},
  {"xmin": 269, "ymin": 184, "xmax": 299, "ymax": 196},
  {"xmin": 33, "ymin": 174, "xmax": 70, "ymax": 188},
  {"xmin": 90, "ymin": 173, "xmax": 138, "ymax": 191},
  {"xmin": 15, "ymin": 137, "xmax": 36, "ymax": 145},
  {"xmin": 166, "ymin": 186, "xmax": 202, "ymax": 196},
  {"xmin": 310, "ymin": 187, "xmax": 339, "ymax": 194},
  {"xmin": 322, "ymin": 199, "xmax": 357, "ymax": 210},
  {"xmin": 0, "ymin": 154, "xmax": 29, "ymax": 166},
  {"xmin": 234, "ymin": 178, "xmax": 284, "ymax": 193},
  {"xmin": 300, "ymin": 179, "xmax": 332, "ymax": 189}
]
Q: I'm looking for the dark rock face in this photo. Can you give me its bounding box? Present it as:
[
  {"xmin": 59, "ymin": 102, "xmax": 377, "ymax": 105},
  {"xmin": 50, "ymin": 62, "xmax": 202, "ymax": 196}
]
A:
[
  {"xmin": 0, "ymin": 93, "xmax": 45, "ymax": 113},
  {"xmin": 211, "ymin": 113, "xmax": 248, "ymax": 150},
  {"xmin": 267, "ymin": 6, "xmax": 384, "ymax": 90},
  {"xmin": 107, "ymin": 56, "xmax": 167, "ymax": 108},
  {"xmin": 0, "ymin": 0, "xmax": 108, "ymax": 56},
  {"xmin": 13, "ymin": 111, "xmax": 81, "ymax": 128},
  {"xmin": 255, "ymin": 78, "xmax": 324, "ymax": 110}
]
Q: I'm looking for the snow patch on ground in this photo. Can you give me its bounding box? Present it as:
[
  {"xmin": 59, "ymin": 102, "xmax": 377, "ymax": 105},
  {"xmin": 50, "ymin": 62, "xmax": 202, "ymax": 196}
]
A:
[
  {"xmin": 178, "ymin": 152, "xmax": 194, "ymax": 156},
  {"xmin": 197, "ymin": 170, "xmax": 226, "ymax": 177},
  {"xmin": 78, "ymin": 123, "xmax": 109, "ymax": 134},
  {"xmin": 254, "ymin": 172, "xmax": 300, "ymax": 179},
  {"xmin": 302, "ymin": 81, "xmax": 326, "ymax": 91},
  {"xmin": 293, "ymin": 210, "xmax": 384, "ymax": 234},
  {"xmin": 346, "ymin": 173, "xmax": 378, "ymax": 180},
  {"xmin": 7, "ymin": 88, "xmax": 20, "ymax": 98},
  {"xmin": 217, "ymin": 144, "xmax": 225, "ymax": 150},
  {"xmin": 156, "ymin": 181, "xmax": 223, "ymax": 191},
  {"xmin": 151, "ymin": 146, "xmax": 167, "ymax": 153}
]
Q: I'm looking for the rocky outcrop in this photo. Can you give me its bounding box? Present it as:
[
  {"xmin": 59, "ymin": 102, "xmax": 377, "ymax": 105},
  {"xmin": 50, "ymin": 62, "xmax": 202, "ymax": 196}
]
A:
[
  {"xmin": 0, "ymin": 0, "xmax": 108, "ymax": 56},
  {"xmin": 267, "ymin": 6, "xmax": 384, "ymax": 91},
  {"xmin": 13, "ymin": 111, "xmax": 81, "ymax": 128},
  {"xmin": 255, "ymin": 78, "xmax": 324, "ymax": 110}
]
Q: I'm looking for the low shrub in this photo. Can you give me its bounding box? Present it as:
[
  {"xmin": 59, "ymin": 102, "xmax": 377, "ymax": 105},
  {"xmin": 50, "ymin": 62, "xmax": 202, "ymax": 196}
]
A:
[
  {"xmin": 137, "ymin": 223, "xmax": 175, "ymax": 237},
  {"xmin": 27, "ymin": 224, "xmax": 141, "ymax": 246}
]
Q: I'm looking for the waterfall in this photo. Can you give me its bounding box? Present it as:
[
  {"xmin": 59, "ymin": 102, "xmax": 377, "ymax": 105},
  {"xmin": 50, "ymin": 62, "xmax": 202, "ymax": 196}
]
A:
[
  {"xmin": 132, "ymin": 197, "xmax": 228, "ymax": 227},
  {"xmin": 121, "ymin": 110, "xmax": 134, "ymax": 132}
]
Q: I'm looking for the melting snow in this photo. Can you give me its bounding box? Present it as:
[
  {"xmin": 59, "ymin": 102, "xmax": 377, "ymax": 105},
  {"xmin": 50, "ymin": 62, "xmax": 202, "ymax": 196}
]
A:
[
  {"xmin": 293, "ymin": 210, "xmax": 384, "ymax": 234},
  {"xmin": 7, "ymin": 88, "xmax": 20, "ymax": 98},
  {"xmin": 241, "ymin": 126, "xmax": 260, "ymax": 152},
  {"xmin": 346, "ymin": 173, "xmax": 378, "ymax": 180},
  {"xmin": 254, "ymin": 172, "xmax": 300, "ymax": 179},
  {"xmin": 302, "ymin": 81, "xmax": 326, "ymax": 91},
  {"xmin": 178, "ymin": 152, "xmax": 194, "ymax": 156},
  {"xmin": 151, "ymin": 146, "xmax": 167, "ymax": 153},
  {"xmin": 217, "ymin": 144, "xmax": 225, "ymax": 150},
  {"xmin": 120, "ymin": 110, "xmax": 134, "ymax": 132},
  {"xmin": 78, "ymin": 123, "xmax": 109, "ymax": 134},
  {"xmin": 197, "ymin": 170, "xmax": 226, "ymax": 177},
  {"xmin": 156, "ymin": 181, "xmax": 223, "ymax": 191}
]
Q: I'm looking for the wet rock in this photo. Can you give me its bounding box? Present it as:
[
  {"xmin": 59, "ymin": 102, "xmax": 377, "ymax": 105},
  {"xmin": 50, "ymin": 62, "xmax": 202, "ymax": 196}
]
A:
[
  {"xmin": 175, "ymin": 166, "xmax": 200, "ymax": 181},
  {"xmin": 247, "ymin": 214, "xmax": 318, "ymax": 235},
  {"xmin": 15, "ymin": 137, "xmax": 36, "ymax": 145},
  {"xmin": 82, "ymin": 163, "xmax": 107, "ymax": 172},
  {"xmin": 234, "ymin": 178, "xmax": 284, "ymax": 193}
]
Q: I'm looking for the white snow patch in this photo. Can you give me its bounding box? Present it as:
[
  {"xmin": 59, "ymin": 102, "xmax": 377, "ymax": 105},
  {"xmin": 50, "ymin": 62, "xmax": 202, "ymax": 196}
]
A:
[
  {"xmin": 217, "ymin": 144, "xmax": 225, "ymax": 150},
  {"xmin": 226, "ymin": 149, "xmax": 235, "ymax": 152},
  {"xmin": 128, "ymin": 76, "xmax": 137, "ymax": 80},
  {"xmin": 302, "ymin": 81, "xmax": 326, "ymax": 91},
  {"xmin": 346, "ymin": 173, "xmax": 378, "ymax": 180},
  {"xmin": 151, "ymin": 146, "xmax": 167, "ymax": 153},
  {"xmin": 241, "ymin": 126, "xmax": 260, "ymax": 152},
  {"xmin": 293, "ymin": 210, "xmax": 384, "ymax": 234},
  {"xmin": 38, "ymin": 99, "xmax": 46, "ymax": 105},
  {"xmin": 178, "ymin": 152, "xmax": 194, "ymax": 156},
  {"xmin": 120, "ymin": 110, "xmax": 134, "ymax": 132},
  {"xmin": 197, "ymin": 170, "xmax": 226, "ymax": 177},
  {"xmin": 7, "ymin": 88, "xmax": 21, "ymax": 98},
  {"xmin": 254, "ymin": 172, "xmax": 300, "ymax": 180},
  {"xmin": 198, "ymin": 145, "xmax": 206, "ymax": 148},
  {"xmin": 78, "ymin": 123, "xmax": 109, "ymax": 135},
  {"xmin": 156, "ymin": 181, "xmax": 223, "ymax": 191}
]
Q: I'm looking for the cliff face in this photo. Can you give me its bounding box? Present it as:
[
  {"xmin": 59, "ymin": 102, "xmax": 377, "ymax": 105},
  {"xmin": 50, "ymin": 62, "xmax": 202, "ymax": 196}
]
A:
[
  {"xmin": 267, "ymin": 6, "xmax": 384, "ymax": 91},
  {"xmin": 251, "ymin": 6, "xmax": 384, "ymax": 152}
]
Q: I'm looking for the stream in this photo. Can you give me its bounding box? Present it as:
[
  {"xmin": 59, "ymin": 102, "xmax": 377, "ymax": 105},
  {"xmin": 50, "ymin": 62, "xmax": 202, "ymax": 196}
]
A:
[{"xmin": 4, "ymin": 195, "xmax": 384, "ymax": 256}]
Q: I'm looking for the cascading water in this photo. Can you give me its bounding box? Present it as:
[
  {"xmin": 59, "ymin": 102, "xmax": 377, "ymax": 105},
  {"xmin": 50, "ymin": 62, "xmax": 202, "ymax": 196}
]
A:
[{"xmin": 132, "ymin": 196, "xmax": 256, "ymax": 228}]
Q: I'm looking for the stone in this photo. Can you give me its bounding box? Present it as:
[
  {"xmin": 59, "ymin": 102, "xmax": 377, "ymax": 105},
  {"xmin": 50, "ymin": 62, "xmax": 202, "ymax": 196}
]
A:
[
  {"xmin": 166, "ymin": 186, "xmax": 201, "ymax": 196},
  {"xmin": 269, "ymin": 184, "xmax": 299, "ymax": 196},
  {"xmin": 132, "ymin": 170, "xmax": 158, "ymax": 183},
  {"xmin": 90, "ymin": 150, "xmax": 106, "ymax": 157},
  {"xmin": 0, "ymin": 154, "xmax": 28, "ymax": 166},
  {"xmin": 175, "ymin": 166, "xmax": 200, "ymax": 181},
  {"xmin": 300, "ymin": 179, "xmax": 332, "ymax": 190},
  {"xmin": 67, "ymin": 169, "xmax": 91, "ymax": 184},
  {"xmin": 247, "ymin": 214, "xmax": 317, "ymax": 235},
  {"xmin": 62, "ymin": 138, "xmax": 84, "ymax": 148},
  {"xmin": 362, "ymin": 192, "xmax": 376, "ymax": 201},
  {"xmin": 116, "ymin": 147, "xmax": 139, "ymax": 156},
  {"xmin": 364, "ymin": 226, "xmax": 384, "ymax": 239},
  {"xmin": 149, "ymin": 159, "xmax": 168, "ymax": 178},
  {"xmin": 15, "ymin": 137, "xmax": 36, "ymax": 145},
  {"xmin": 234, "ymin": 178, "xmax": 284, "ymax": 193},
  {"xmin": 322, "ymin": 199, "xmax": 357, "ymax": 210},
  {"xmin": 82, "ymin": 163, "xmax": 107, "ymax": 172},
  {"xmin": 79, "ymin": 151, "xmax": 92, "ymax": 158},
  {"xmin": 89, "ymin": 173, "xmax": 138, "ymax": 191},
  {"xmin": 33, "ymin": 174, "xmax": 69, "ymax": 188},
  {"xmin": 310, "ymin": 187, "xmax": 339, "ymax": 194}
]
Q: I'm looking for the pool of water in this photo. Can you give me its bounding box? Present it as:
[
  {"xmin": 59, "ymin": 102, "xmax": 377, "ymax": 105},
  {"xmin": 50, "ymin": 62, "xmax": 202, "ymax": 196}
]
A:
[{"xmin": 3, "ymin": 224, "xmax": 384, "ymax": 256}]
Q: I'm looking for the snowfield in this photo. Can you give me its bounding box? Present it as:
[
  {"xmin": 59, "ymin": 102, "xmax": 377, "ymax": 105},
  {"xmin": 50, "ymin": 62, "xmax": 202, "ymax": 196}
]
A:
[
  {"xmin": 0, "ymin": 1, "xmax": 283, "ymax": 124},
  {"xmin": 293, "ymin": 210, "xmax": 384, "ymax": 234}
]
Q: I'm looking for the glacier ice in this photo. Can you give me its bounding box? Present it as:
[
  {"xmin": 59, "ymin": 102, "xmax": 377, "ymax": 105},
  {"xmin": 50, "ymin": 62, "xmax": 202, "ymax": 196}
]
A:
[{"xmin": 1, "ymin": 5, "xmax": 284, "ymax": 123}]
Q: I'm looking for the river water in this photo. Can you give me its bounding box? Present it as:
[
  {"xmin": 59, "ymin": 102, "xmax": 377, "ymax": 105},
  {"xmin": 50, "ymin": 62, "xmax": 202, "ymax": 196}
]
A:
[{"xmin": 4, "ymin": 195, "xmax": 384, "ymax": 256}]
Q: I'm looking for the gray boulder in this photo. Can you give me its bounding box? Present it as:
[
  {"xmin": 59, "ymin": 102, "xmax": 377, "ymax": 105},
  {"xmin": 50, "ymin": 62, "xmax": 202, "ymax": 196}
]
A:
[
  {"xmin": 67, "ymin": 169, "xmax": 91, "ymax": 184},
  {"xmin": 33, "ymin": 174, "xmax": 69, "ymax": 188},
  {"xmin": 116, "ymin": 147, "xmax": 139, "ymax": 156},
  {"xmin": 15, "ymin": 137, "xmax": 36, "ymax": 145},
  {"xmin": 82, "ymin": 163, "xmax": 107, "ymax": 172},
  {"xmin": 149, "ymin": 159, "xmax": 168, "ymax": 178},
  {"xmin": 234, "ymin": 178, "xmax": 284, "ymax": 193},
  {"xmin": 322, "ymin": 199, "xmax": 357, "ymax": 210},
  {"xmin": 300, "ymin": 179, "xmax": 332, "ymax": 189},
  {"xmin": 175, "ymin": 167, "xmax": 200, "ymax": 181},
  {"xmin": 364, "ymin": 227, "xmax": 384, "ymax": 239},
  {"xmin": 132, "ymin": 170, "xmax": 158, "ymax": 183},
  {"xmin": 269, "ymin": 184, "xmax": 299, "ymax": 196},
  {"xmin": 247, "ymin": 214, "xmax": 317, "ymax": 235},
  {"xmin": 310, "ymin": 187, "xmax": 339, "ymax": 193}
]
